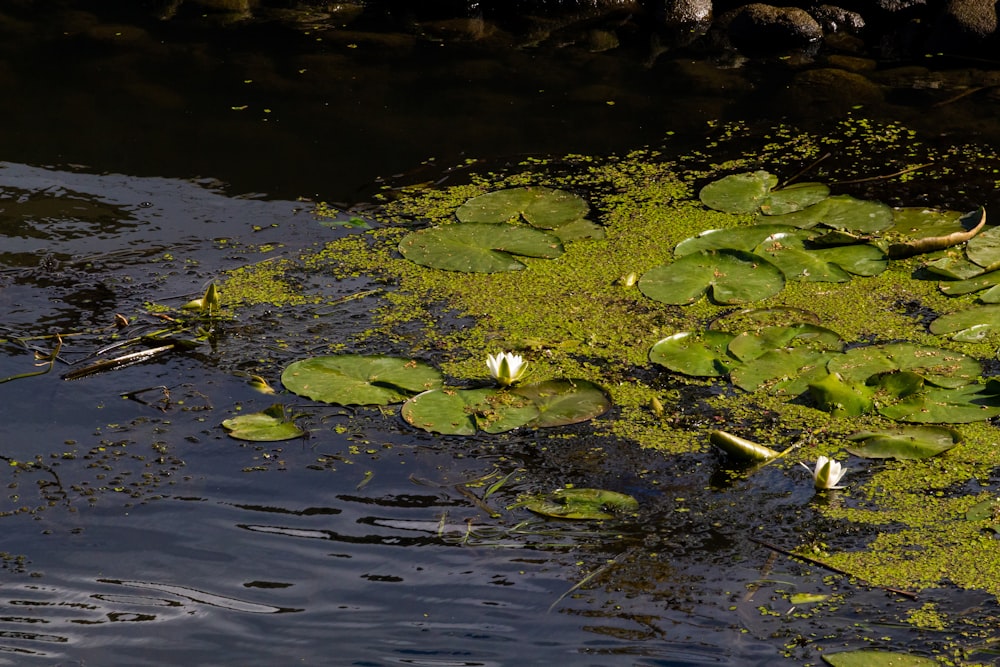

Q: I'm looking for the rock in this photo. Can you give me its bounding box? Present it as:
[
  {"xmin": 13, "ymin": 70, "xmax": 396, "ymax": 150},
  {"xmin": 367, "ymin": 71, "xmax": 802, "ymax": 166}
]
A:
[
  {"xmin": 722, "ymin": 3, "xmax": 823, "ymax": 52},
  {"xmin": 928, "ymin": 0, "xmax": 998, "ymax": 52},
  {"xmin": 810, "ymin": 4, "xmax": 865, "ymax": 33},
  {"xmin": 780, "ymin": 67, "xmax": 884, "ymax": 115},
  {"xmin": 661, "ymin": 0, "xmax": 713, "ymax": 25}
]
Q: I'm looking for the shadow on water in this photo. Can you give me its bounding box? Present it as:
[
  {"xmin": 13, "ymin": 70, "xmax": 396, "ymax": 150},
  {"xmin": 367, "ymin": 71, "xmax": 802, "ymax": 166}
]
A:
[{"xmin": 3, "ymin": 2, "xmax": 1000, "ymax": 666}]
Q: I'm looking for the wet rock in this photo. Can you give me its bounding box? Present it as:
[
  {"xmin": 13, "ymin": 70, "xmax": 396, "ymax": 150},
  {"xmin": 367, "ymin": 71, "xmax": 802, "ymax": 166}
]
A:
[
  {"xmin": 825, "ymin": 54, "xmax": 877, "ymax": 71},
  {"xmin": 928, "ymin": 0, "xmax": 998, "ymax": 52},
  {"xmin": 661, "ymin": 0, "xmax": 713, "ymax": 25},
  {"xmin": 873, "ymin": 0, "xmax": 926, "ymax": 13},
  {"xmin": 810, "ymin": 4, "xmax": 864, "ymax": 33},
  {"xmin": 722, "ymin": 4, "xmax": 823, "ymax": 53}
]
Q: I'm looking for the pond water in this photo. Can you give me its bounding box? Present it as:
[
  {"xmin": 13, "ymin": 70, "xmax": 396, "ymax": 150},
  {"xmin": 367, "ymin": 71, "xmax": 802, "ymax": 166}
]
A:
[{"xmin": 2, "ymin": 3, "xmax": 1000, "ymax": 666}]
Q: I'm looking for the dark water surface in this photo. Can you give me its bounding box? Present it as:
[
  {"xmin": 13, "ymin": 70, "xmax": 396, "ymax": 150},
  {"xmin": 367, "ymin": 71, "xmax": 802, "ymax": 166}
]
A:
[{"xmin": 2, "ymin": 3, "xmax": 1000, "ymax": 666}]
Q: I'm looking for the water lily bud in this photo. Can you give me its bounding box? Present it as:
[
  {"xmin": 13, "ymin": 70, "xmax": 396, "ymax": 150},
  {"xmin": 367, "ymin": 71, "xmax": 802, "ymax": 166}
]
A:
[
  {"xmin": 487, "ymin": 351, "xmax": 527, "ymax": 387},
  {"xmin": 801, "ymin": 455, "xmax": 847, "ymax": 490}
]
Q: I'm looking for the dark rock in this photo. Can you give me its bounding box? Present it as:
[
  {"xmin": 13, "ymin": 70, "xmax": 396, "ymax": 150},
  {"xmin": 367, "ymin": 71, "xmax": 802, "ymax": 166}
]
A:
[
  {"xmin": 722, "ymin": 3, "xmax": 823, "ymax": 52},
  {"xmin": 928, "ymin": 0, "xmax": 998, "ymax": 52},
  {"xmin": 661, "ymin": 0, "xmax": 713, "ymax": 24},
  {"xmin": 810, "ymin": 4, "xmax": 864, "ymax": 33}
]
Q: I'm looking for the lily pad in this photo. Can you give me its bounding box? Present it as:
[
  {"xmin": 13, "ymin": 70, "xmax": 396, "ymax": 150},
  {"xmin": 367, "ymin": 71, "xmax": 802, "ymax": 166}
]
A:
[
  {"xmin": 281, "ymin": 355, "xmax": 443, "ymax": 406},
  {"xmin": 759, "ymin": 182, "xmax": 830, "ymax": 215},
  {"xmin": 699, "ymin": 171, "xmax": 778, "ymax": 214},
  {"xmin": 639, "ymin": 249, "xmax": 785, "ymax": 305},
  {"xmin": 221, "ymin": 404, "xmax": 305, "ymax": 442},
  {"xmin": 765, "ymin": 195, "xmax": 894, "ymax": 233},
  {"xmin": 938, "ymin": 268, "xmax": 1000, "ymax": 302},
  {"xmin": 398, "ymin": 223, "xmax": 563, "ymax": 273},
  {"xmin": 754, "ymin": 231, "xmax": 887, "ymax": 281},
  {"xmin": 846, "ymin": 425, "xmax": 961, "ymax": 459},
  {"xmin": 929, "ymin": 304, "xmax": 1000, "ymax": 341},
  {"xmin": 808, "ymin": 372, "xmax": 875, "ymax": 417},
  {"xmin": 966, "ymin": 218, "xmax": 1000, "ymax": 268},
  {"xmin": 709, "ymin": 429, "xmax": 781, "ymax": 461},
  {"xmin": 887, "ymin": 207, "xmax": 985, "ymax": 259},
  {"xmin": 822, "ymin": 649, "xmax": 938, "ymax": 667},
  {"xmin": 966, "ymin": 496, "xmax": 1000, "ymax": 532},
  {"xmin": 674, "ymin": 224, "xmax": 798, "ymax": 257},
  {"xmin": 731, "ymin": 348, "xmax": 838, "ymax": 393},
  {"xmin": 401, "ymin": 380, "xmax": 610, "ymax": 435},
  {"xmin": 726, "ymin": 323, "xmax": 843, "ymax": 363},
  {"xmin": 514, "ymin": 487, "xmax": 639, "ymax": 520},
  {"xmin": 649, "ymin": 330, "xmax": 738, "ymax": 377},
  {"xmin": 455, "ymin": 186, "xmax": 589, "ymax": 229},
  {"xmin": 826, "ymin": 343, "xmax": 981, "ymax": 389},
  {"xmin": 878, "ymin": 383, "xmax": 1000, "ymax": 423}
]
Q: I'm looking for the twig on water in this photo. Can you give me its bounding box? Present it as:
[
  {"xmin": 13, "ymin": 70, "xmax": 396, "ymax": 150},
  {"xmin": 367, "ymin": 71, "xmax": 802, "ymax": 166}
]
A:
[
  {"xmin": 749, "ymin": 536, "xmax": 918, "ymax": 599},
  {"xmin": 832, "ymin": 162, "xmax": 933, "ymax": 186},
  {"xmin": 780, "ymin": 152, "xmax": 831, "ymax": 187}
]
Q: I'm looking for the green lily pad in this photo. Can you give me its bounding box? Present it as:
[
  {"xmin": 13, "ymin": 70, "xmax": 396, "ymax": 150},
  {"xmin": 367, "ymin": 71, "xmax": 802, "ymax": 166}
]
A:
[
  {"xmin": 699, "ymin": 171, "xmax": 778, "ymax": 214},
  {"xmin": 455, "ymin": 186, "xmax": 589, "ymax": 229},
  {"xmin": 939, "ymin": 268, "xmax": 1000, "ymax": 301},
  {"xmin": 514, "ymin": 487, "xmax": 639, "ymax": 520},
  {"xmin": 878, "ymin": 383, "xmax": 1000, "ymax": 423},
  {"xmin": 822, "ymin": 649, "xmax": 938, "ymax": 667},
  {"xmin": 966, "ymin": 496, "xmax": 1000, "ymax": 532},
  {"xmin": 760, "ymin": 182, "xmax": 830, "ymax": 215},
  {"xmin": 929, "ymin": 304, "xmax": 1000, "ymax": 341},
  {"xmin": 649, "ymin": 330, "xmax": 738, "ymax": 377},
  {"xmin": 808, "ymin": 372, "xmax": 875, "ymax": 417},
  {"xmin": 709, "ymin": 429, "xmax": 781, "ymax": 461},
  {"xmin": 639, "ymin": 249, "xmax": 785, "ymax": 305},
  {"xmin": 731, "ymin": 348, "xmax": 838, "ymax": 393},
  {"xmin": 924, "ymin": 254, "xmax": 986, "ymax": 280},
  {"xmin": 846, "ymin": 425, "xmax": 961, "ymax": 459},
  {"xmin": 726, "ymin": 323, "xmax": 843, "ymax": 363},
  {"xmin": 966, "ymin": 219, "xmax": 1000, "ymax": 268},
  {"xmin": 281, "ymin": 355, "xmax": 443, "ymax": 406},
  {"xmin": 674, "ymin": 224, "xmax": 798, "ymax": 257},
  {"xmin": 401, "ymin": 380, "xmax": 610, "ymax": 435},
  {"xmin": 826, "ymin": 343, "xmax": 981, "ymax": 389},
  {"xmin": 765, "ymin": 195, "xmax": 894, "ymax": 233},
  {"xmin": 398, "ymin": 223, "xmax": 563, "ymax": 273},
  {"xmin": 221, "ymin": 404, "xmax": 305, "ymax": 442},
  {"xmin": 754, "ymin": 230, "xmax": 887, "ymax": 281},
  {"xmin": 887, "ymin": 207, "xmax": 985, "ymax": 259}
]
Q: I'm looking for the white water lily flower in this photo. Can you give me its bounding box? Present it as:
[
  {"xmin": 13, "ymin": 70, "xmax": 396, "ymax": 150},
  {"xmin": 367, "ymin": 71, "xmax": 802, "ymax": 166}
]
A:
[
  {"xmin": 486, "ymin": 351, "xmax": 527, "ymax": 387},
  {"xmin": 800, "ymin": 455, "xmax": 847, "ymax": 490}
]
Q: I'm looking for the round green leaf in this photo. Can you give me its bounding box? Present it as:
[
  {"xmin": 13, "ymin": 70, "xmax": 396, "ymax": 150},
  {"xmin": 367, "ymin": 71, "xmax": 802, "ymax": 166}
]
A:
[
  {"xmin": 649, "ymin": 331, "xmax": 738, "ymax": 377},
  {"xmin": 674, "ymin": 224, "xmax": 797, "ymax": 257},
  {"xmin": 822, "ymin": 649, "xmax": 938, "ymax": 667},
  {"xmin": 929, "ymin": 304, "xmax": 1000, "ymax": 341},
  {"xmin": 846, "ymin": 425, "xmax": 961, "ymax": 459},
  {"xmin": 939, "ymin": 268, "xmax": 1000, "ymax": 298},
  {"xmin": 878, "ymin": 384, "xmax": 1000, "ymax": 423},
  {"xmin": 221, "ymin": 404, "xmax": 305, "ymax": 442},
  {"xmin": 819, "ymin": 195, "xmax": 894, "ymax": 233},
  {"xmin": 730, "ymin": 348, "xmax": 835, "ymax": 393},
  {"xmin": 760, "ymin": 182, "xmax": 830, "ymax": 215},
  {"xmin": 281, "ymin": 355, "xmax": 443, "ymax": 406},
  {"xmin": 966, "ymin": 221, "xmax": 1000, "ymax": 268},
  {"xmin": 639, "ymin": 250, "xmax": 785, "ymax": 305},
  {"xmin": 398, "ymin": 223, "xmax": 563, "ymax": 273},
  {"xmin": 513, "ymin": 379, "xmax": 611, "ymax": 428},
  {"xmin": 401, "ymin": 380, "xmax": 610, "ymax": 435},
  {"xmin": 827, "ymin": 343, "xmax": 981, "ymax": 389},
  {"xmin": 455, "ymin": 186, "xmax": 589, "ymax": 229},
  {"xmin": 699, "ymin": 171, "xmax": 778, "ymax": 213},
  {"xmin": 727, "ymin": 323, "xmax": 843, "ymax": 363},
  {"xmin": 515, "ymin": 487, "xmax": 638, "ymax": 520}
]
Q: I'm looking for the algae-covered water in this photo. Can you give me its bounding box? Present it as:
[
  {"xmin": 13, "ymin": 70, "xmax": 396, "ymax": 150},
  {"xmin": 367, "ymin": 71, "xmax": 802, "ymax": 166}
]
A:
[{"xmin": 2, "ymin": 3, "xmax": 1000, "ymax": 666}]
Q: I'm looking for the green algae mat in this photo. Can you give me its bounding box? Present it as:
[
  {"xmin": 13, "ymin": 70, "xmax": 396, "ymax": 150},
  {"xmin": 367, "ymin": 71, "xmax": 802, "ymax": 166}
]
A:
[{"xmin": 218, "ymin": 118, "xmax": 1000, "ymax": 664}]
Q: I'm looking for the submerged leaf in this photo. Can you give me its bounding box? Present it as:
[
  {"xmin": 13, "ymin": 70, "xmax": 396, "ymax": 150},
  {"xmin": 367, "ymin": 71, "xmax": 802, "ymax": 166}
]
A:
[
  {"xmin": 281, "ymin": 355, "xmax": 443, "ymax": 406},
  {"xmin": 398, "ymin": 223, "xmax": 563, "ymax": 273},
  {"xmin": 846, "ymin": 425, "xmax": 961, "ymax": 459},
  {"xmin": 221, "ymin": 404, "xmax": 304, "ymax": 442},
  {"xmin": 515, "ymin": 487, "xmax": 639, "ymax": 520}
]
